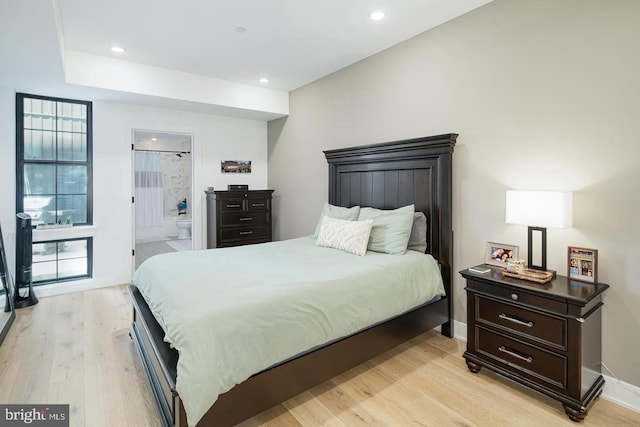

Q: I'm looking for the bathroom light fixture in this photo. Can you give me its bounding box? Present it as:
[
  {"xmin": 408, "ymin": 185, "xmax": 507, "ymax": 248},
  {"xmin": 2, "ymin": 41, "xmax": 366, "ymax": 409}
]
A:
[
  {"xmin": 110, "ymin": 45, "xmax": 125, "ymax": 53},
  {"xmin": 259, "ymin": 77, "xmax": 270, "ymax": 84},
  {"xmin": 505, "ymin": 190, "xmax": 573, "ymax": 271},
  {"xmin": 369, "ymin": 10, "xmax": 385, "ymax": 21}
]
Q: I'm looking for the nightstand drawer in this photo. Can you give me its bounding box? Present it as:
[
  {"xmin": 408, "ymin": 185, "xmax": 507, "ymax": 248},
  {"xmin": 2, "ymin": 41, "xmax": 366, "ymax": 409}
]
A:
[
  {"xmin": 476, "ymin": 327, "xmax": 567, "ymax": 390},
  {"xmin": 476, "ymin": 296, "xmax": 567, "ymax": 350},
  {"xmin": 220, "ymin": 226, "xmax": 270, "ymax": 242},
  {"xmin": 468, "ymin": 280, "xmax": 567, "ymax": 314},
  {"xmin": 220, "ymin": 213, "xmax": 269, "ymax": 226}
]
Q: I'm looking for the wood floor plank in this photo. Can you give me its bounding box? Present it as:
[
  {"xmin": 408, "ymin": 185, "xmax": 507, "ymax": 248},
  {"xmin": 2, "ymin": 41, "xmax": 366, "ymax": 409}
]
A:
[
  {"xmin": 281, "ymin": 391, "xmax": 346, "ymax": 427},
  {"xmin": 0, "ymin": 286, "xmax": 639, "ymax": 427}
]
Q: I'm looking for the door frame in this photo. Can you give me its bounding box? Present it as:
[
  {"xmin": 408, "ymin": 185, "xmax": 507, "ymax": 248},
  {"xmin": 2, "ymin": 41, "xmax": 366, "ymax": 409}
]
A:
[{"xmin": 131, "ymin": 128, "xmax": 198, "ymax": 273}]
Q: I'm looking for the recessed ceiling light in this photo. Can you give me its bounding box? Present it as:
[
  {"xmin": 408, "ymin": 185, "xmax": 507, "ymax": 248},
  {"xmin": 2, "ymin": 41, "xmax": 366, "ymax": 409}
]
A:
[
  {"xmin": 259, "ymin": 78, "xmax": 270, "ymax": 84},
  {"xmin": 110, "ymin": 45, "xmax": 125, "ymax": 53},
  {"xmin": 369, "ymin": 10, "xmax": 386, "ymax": 21},
  {"xmin": 151, "ymin": 138, "xmax": 157, "ymax": 141}
]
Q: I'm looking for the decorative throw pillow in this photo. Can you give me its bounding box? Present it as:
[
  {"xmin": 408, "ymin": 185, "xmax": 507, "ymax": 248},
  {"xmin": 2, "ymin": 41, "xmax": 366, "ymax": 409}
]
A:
[
  {"xmin": 407, "ymin": 212, "xmax": 428, "ymax": 253},
  {"xmin": 357, "ymin": 204, "xmax": 415, "ymax": 255},
  {"xmin": 315, "ymin": 216, "xmax": 373, "ymax": 256},
  {"xmin": 313, "ymin": 203, "xmax": 360, "ymax": 238}
]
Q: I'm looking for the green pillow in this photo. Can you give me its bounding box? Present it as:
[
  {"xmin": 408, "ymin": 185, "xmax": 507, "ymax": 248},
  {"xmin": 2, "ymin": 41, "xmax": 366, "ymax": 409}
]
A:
[
  {"xmin": 358, "ymin": 205, "xmax": 415, "ymax": 254},
  {"xmin": 313, "ymin": 203, "xmax": 360, "ymax": 238}
]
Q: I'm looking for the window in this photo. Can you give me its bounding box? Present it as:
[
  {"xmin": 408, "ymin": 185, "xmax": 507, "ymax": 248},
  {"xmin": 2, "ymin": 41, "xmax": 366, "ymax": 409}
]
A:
[
  {"xmin": 32, "ymin": 238, "xmax": 92, "ymax": 283},
  {"xmin": 16, "ymin": 93, "xmax": 92, "ymax": 226},
  {"xmin": 16, "ymin": 93, "xmax": 93, "ymax": 285}
]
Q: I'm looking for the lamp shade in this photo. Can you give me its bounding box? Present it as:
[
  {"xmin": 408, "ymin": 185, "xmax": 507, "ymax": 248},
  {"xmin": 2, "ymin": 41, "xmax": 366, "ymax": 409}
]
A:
[{"xmin": 505, "ymin": 190, "xmax": 573, "ymax": 228}]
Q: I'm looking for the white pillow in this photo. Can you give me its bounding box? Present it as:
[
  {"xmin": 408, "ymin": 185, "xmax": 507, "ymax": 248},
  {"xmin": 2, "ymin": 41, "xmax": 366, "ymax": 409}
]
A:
[{"xmin": 315, "ymin": 216, "xmax": 373, "ymax": 256}]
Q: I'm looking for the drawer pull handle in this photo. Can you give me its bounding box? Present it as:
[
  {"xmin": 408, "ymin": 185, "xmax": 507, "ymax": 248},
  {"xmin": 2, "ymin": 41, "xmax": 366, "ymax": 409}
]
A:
[
  {"xmin": 239, "ymin": 217, "xmax": 253, "ymax": 221},
  {"xmin": 226, "ymin": 204, "xmax": 241, "ymax": 208},
  {"xmin": 252, "ymin": 203, "xmax": 265, "ymax": 207},
  {"xmin": 511, "ymin": 293, "xmax": 519, "ymax": 301},
  {"xmin": 498, "ymin": 346, "xmax": 533, "ymax": 363},
  {"xmin": 499, "ymin": 313, "xmax": 534, "ymax": 328},
  {"xmin": 239, "ymin": 231, "xmax": 253, "ymax": 235}
]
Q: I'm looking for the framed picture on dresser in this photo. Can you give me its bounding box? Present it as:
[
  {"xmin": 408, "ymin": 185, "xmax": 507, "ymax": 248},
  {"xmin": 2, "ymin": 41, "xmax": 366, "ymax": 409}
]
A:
[
  {"xmin": 484, "ymin": 242, "xmax": 519, "ymax": 268},
  {"xmin": 568, "ymin": 246, "xmax": 598, "ymax": 283}
]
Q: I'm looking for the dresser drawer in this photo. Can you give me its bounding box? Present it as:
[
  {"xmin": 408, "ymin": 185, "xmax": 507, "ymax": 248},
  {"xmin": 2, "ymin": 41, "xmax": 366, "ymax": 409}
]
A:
[
  {"xmin": 476, "ymin": 327, "xmax": 567, "ymax": 390},
  {"xmin": 468, "ymin": 280, "xmax": 567, "ymax": 314},
  {"xmin": 220, "ymin": 226, "xmax": 270, "ymax": 242},
  {"xmin": 246, "ymin": 199, "xmax": 270, "ymax": 212},
  {"xmin": 219, "ymin": 212, "xmax": 269, "ymax": 226},
  {"xmin": 219, "ymin": 199, "xmax": 245, "ymax": 212},
  {"xmin": 476, "ymin": 296, "xmax": 567, "ymax": 350}
]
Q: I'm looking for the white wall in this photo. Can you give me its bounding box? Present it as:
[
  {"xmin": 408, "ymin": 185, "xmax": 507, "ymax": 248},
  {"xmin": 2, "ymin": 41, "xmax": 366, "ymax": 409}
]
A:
[
  {"xmin": 0, "ymin": 87, "xmax": 17, "ymax": 270},
  {"xmin": 268, "ymin": 0, "xmax": 640, "ymax": 389},
  {"xmin": 0, "ymin": 93, "xmax": 268, "ymax": 296}
]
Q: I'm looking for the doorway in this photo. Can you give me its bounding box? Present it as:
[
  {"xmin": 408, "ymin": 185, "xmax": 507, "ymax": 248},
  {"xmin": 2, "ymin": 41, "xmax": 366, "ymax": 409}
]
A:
[{"xmin": 132, "ymin": 130, "xmax": 193, "ymax": 270}]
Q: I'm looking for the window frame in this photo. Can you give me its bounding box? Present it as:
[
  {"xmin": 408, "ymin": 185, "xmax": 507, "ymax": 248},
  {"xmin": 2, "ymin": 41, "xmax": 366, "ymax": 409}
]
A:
[
  {"xmin": 15, "ymin": 93, "xmax": 93, "ymax": 226},
  {"xmin": 31, "ymin": 237, "xmax": 93, "ymax": 285}
]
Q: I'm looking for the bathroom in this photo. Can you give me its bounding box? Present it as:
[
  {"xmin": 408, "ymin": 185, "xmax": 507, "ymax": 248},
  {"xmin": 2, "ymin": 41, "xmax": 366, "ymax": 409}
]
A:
[{"xmin": 133, "ymin": 130, "xmax": 193, "ymax": 269}]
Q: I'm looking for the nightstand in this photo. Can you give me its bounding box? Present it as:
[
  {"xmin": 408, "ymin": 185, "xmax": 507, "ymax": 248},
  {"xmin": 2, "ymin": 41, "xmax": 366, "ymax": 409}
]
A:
[{"xmin": 460, "ymin": 267, "xmax": 609, "ymax": 422}]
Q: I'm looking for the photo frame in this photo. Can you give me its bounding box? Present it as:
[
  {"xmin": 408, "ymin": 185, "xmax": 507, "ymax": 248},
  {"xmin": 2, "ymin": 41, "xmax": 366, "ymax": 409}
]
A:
[
  {"xmin": 484, "ymin": 242, "xmax": 519, "ymax": 268},
  {"xmin": 568, "ymin": 246, "xmax": 598, "ymax": 283},
  {"xmin": 221, "ymin": 160, "xmax": 251, "ymax": 173}
]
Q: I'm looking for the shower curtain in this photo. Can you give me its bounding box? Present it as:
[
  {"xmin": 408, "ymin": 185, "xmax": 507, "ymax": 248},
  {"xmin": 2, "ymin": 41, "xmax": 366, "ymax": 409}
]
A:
[{"xmin": 135, "ymin": 152, "xmax": 164, "ymax": 227}]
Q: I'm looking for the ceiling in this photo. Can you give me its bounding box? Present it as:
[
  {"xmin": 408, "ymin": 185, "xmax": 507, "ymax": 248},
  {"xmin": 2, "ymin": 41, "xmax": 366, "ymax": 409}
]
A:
[{"xmin": 0, "ymin": 0, "xmax": 493, "ymax": 120}]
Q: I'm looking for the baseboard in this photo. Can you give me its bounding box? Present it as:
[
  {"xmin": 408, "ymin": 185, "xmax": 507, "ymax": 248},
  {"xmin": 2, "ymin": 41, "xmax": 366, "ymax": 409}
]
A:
[
  {"xmin": 451, "ymin": 321, "xmax": 640, "ymax": 413},
  {"xmin": 601, "ymin": 373, "xmax": 640, "ymax": 413},
  {"xmin": 33, "ymin": 279, "xmax": 124, "ymax": 298},
  {"xmin": 453, "ymin": 320, "xmax": 467, "ymax": 341}
]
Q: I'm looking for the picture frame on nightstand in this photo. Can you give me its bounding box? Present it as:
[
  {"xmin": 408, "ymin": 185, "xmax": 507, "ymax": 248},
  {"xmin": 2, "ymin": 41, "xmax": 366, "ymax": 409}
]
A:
[
  {"xmin": 484, "ymin": 242, "xmax": 519, "ymax": 268},
  {"xmin": 568, "ymin": 246, "xmax": 598, "ymax": 283}
]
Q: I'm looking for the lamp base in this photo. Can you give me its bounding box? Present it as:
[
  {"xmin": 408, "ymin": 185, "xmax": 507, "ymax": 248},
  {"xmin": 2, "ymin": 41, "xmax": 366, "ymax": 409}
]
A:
[{"xmin": 527, "ymin": 226, "xmax": 547, "ymax": 271}]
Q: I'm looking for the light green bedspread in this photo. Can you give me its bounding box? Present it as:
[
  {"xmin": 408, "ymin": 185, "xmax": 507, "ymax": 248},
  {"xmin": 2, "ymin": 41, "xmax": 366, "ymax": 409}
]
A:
[{"xmin": 132, "ymin": 237, "xmax": 445, "ymax": 426}]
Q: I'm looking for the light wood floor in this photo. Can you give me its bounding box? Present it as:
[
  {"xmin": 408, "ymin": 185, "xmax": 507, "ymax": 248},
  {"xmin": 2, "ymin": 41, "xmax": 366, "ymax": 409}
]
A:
[{"xmin": 1, "ymin": 286, "xmax": 638, "ymax": 427}]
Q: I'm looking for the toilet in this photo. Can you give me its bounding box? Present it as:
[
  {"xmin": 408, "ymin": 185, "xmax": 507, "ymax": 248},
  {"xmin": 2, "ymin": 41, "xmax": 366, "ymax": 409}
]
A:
[{"xmin": 175, "ymin": 217, "xmax": 192, "ymax": 239}]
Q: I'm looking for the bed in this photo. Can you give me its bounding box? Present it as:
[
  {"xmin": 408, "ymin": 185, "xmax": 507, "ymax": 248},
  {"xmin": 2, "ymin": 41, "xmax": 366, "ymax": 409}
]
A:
[{"xmin": 129, "ymin": 133, "xmax": 458, "ymax": 426}]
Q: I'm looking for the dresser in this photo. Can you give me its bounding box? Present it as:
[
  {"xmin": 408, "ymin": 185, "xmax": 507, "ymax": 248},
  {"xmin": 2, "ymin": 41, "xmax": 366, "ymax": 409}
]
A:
[
  {"xmin": 460, "ymin": 267, "xmax": 609, "ymax": 421},
  {"xmin": 205, "ymin": 190, "xmax": 274, "ymax": 248}
]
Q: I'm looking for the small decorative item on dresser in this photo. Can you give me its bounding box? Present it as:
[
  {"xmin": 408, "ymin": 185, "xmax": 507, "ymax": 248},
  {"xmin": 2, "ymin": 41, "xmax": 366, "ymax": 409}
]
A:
[
  {"xmin": 228, "ymin": 184, "xmax": 249, "ymax": 191},
  {"xmin": 501, "ymin": 267, "xmax": 554, "ymax": 284},
  {"xmin": 506, "ymin": 257, "xmax": 526, "ymax": 274},
  {"xmin": 568, "ymin": 246, "xmax": 598, "ymax": 283},
  {"xmin": 468, "ymin": 264, "xmax": 491, "ymax": 274},
  {"xmin": 484, "ymin": 242, "xmax": 519, "ymax": 268}
]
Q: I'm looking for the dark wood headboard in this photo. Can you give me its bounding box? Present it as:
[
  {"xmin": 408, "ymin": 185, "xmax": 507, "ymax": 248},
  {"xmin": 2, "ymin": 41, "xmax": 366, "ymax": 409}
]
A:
[{"xmin": 324, "ymin": 133, "xmax": 457, "ymax": 321}]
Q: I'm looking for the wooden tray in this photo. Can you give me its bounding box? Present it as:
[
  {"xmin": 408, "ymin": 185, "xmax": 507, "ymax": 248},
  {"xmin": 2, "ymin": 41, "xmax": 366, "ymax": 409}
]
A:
[{"xmin": 502, "ymin": 268, "xmax": 554, "ymax": 284}]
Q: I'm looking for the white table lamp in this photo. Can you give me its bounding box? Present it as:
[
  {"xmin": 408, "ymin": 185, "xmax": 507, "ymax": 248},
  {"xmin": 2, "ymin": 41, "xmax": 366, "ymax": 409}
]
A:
[{"xmin": 505, "ymin": 190, "xmax": 573, "ymax": 271}]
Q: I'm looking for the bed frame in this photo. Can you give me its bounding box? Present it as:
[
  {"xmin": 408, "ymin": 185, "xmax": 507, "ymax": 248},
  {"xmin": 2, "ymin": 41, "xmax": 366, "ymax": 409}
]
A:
[{"xmin": 129, "ymin": 133, "xmax": 457, "ymax": 426}]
